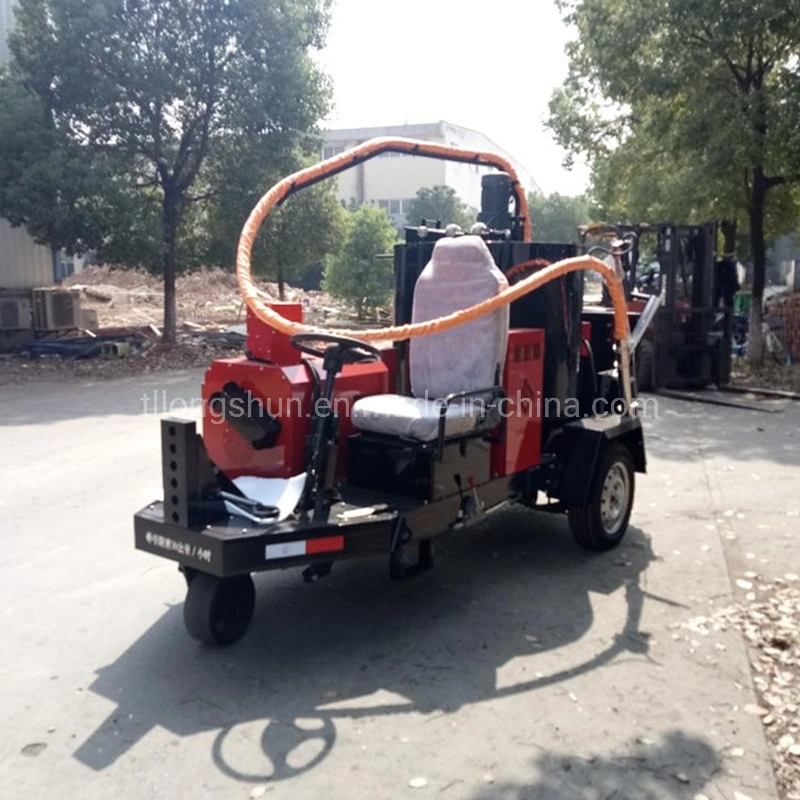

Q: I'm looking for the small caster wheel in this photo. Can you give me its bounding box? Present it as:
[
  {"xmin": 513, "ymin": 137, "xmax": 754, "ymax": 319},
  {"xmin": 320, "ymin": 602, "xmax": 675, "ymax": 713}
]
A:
[{"xmin": 183, "ymin": 572, "xmax": 255, "ymax": 646}]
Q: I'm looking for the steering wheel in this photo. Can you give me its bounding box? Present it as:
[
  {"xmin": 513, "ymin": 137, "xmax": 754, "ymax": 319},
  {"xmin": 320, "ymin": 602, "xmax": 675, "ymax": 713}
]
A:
[{"xmin": 290, "ymin": 333, "xmax": 382, "ymax": 365}]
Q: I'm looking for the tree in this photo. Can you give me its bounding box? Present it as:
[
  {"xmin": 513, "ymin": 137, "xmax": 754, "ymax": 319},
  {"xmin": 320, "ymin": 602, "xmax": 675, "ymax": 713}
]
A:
[
  {"xmin": 259, "ymin": 187, "xmax": 346, "ymax": 299},
  {"xmin": 549, "ymin": 0, "xmax": 800, "ymax": 363},
  {"xmin": 0, "ymin": 70, "xmax": 126, "ymax": 256},
  {"xmin": 204, "ymin": 139, "xmax": 347, "ymax": 299},
  {"xmin": 404, "ymin": 186, "xmax": 475, "ymax": 230},
  {"xmin": 1, "ymin": 0, "xmax": 331, "ymax": 343},
  {"xmin": 528, "ymin": 192, "xmax": 592, "ymax": 243},
  {"xmin": 324, "ymin": 205, "xmax": 398, "ymax": 319}
]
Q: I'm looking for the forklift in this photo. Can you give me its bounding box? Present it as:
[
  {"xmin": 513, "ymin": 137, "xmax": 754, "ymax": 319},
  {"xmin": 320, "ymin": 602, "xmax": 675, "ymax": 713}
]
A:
[
  {"xmin": 134, "ymin": 139, "xmax": 646, "ymax": 646},
  {"xmin": 579, "ymin": 222, "xmax": 734, "ymax": 391}
]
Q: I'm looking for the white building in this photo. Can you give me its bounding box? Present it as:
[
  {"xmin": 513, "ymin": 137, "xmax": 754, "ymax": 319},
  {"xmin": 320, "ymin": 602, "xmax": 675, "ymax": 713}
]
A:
[
  {"xmin": 0, "ymin": 0, "xmax": 56, "ymax": 289},
  {"xmin": 322, "ymin": 121, "xmax": 541, "ymax": 227}
]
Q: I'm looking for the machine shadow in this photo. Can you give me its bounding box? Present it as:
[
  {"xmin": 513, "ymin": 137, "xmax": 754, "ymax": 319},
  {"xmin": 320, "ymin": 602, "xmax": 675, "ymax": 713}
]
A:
[
  {"xmin": 468, "ymin": 730, "xmax": 720, "ymax": 800},
  {"xmin": 76, "ymin": 508, "xmax": 660, "ymax": 783}
]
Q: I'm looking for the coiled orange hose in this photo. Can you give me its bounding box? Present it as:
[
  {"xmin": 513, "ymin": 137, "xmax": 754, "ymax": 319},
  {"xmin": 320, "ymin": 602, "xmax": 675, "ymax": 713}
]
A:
[
  {"xmin": 235, "ymin": 138, "xmax": 631, "ymax": 345},
  {"xmin": 240, "ymin": 254, "xmax": 629, "ymax": 344}
]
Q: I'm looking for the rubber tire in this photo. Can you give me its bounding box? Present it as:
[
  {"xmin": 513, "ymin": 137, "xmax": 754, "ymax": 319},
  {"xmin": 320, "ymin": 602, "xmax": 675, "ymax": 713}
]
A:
[
  {"xmin": 636, "ymin": 339, "xmax": 655, "ymax": 393},
  {"xmin": 183, "ymin": 572, "xmax": 255, "ymax": 646},
  {"xmin": 568, "ymin": 443, "xmax": 635, "ymax": 551}
]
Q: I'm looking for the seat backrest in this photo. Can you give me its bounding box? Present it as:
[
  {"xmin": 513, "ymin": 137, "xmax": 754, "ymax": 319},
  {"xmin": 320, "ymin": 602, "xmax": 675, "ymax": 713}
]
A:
[{"xmin": 409, "ymin": 235, "xmax": 509, "ymax": 400}]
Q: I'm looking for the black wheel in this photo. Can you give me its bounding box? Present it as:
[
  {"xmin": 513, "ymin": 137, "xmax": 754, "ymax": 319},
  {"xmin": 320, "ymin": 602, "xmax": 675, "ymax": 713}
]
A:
[
  {"xmin": 568, "ymin": 443, "xmax": 635, "ymax": 551},
  {"xmin": 183, "ymin": 572, "xmax": 255, "ymax": 646},
  {"xmin": 635, "ymin": 339, "xmax": 655, "ymax": 392}
]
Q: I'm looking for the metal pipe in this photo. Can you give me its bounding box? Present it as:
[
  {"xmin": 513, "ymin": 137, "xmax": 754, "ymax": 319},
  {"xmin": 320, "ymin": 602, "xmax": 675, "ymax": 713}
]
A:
[{"xmin": 630, "ymin": 292, "xmax": 664, "ymax": 351}]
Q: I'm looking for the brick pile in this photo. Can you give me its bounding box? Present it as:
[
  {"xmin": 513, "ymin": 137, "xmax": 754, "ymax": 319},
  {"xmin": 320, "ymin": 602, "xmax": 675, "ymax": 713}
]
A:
[{"xmin": 767, "ymin": 293, "xmax": 800, "ymax": 361}]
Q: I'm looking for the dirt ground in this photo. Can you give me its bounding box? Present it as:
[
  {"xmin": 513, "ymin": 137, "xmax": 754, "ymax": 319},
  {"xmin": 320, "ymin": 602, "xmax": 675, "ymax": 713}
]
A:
[
  {"xmin": 0, "ymin": 342, "xmax": 242, "ymax": 386},
  {"xmin": 63, "ymin": 265, "xmax": 341, "ymax": 330},
  {"xmin": 0, "ymin": 266, "xmax": 358, "ymax": 386}
]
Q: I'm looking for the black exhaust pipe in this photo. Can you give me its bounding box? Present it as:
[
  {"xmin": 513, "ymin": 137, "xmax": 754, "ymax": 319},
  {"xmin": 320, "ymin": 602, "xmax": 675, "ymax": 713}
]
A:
[{"xmin": 477, "ymin": 172, "xmax": 512, "ymax": 232}]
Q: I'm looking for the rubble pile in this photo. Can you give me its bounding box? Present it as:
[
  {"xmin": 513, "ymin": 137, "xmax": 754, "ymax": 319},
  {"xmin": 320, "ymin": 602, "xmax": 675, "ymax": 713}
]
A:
[
  {"xmin": 64, "ymin": 265, "xmax": 347, "ymax": 329},
  {"xmin": 731, "ymin": 361, "xmax": 800, "ymax": 395},
  {"xmin": 3, "ymin": 265, "xmax": 389, "ymax": 384},
  {"xmin": 66, "ymin": 266, "xmax": 249, "ymax": 328}
]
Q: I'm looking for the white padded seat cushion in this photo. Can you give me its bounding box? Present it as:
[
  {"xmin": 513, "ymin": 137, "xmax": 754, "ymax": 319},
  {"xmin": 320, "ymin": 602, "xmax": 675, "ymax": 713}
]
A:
[
  {"xmin": 351, "ymin": 394, "xmax": 477, "ymax": 442},
  {"xmin": 410, "ymin": 236, "xmax": 508, "ymax": 400},
  {"xmin": 351, "ymin": 235, "xmax": 508, "ymax": 441}
]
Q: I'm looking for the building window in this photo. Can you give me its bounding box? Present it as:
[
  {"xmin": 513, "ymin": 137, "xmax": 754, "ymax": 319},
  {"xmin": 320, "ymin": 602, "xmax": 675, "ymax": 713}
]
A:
[
  {"xmin": 322, "ymin": 144, "xmax": 345, "ymax": 159},
  {"xmin": 374, "ymin": 199, "xmax": 415, "ymax": 217}
]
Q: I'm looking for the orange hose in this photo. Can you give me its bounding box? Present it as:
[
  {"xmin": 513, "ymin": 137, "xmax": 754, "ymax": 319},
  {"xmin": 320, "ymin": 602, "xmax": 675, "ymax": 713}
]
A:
[
  {"xmin": 235, "ymin": 138, "xmax": 630, "ymax": 346},
  {"xmin": 505, "ymin": 258, "xmax": 552, "ymax": 280},
  {"xmin": 237, "ymin": 138, "xmax": 529, "ymax": 309},
  {"xmin": 240, "ymin": 254, "xmax": 630, "ymax": 343}
]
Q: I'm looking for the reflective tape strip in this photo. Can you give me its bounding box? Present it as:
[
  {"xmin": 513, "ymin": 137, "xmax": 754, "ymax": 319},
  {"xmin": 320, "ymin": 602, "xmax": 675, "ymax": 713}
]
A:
[
  {"xmin": 265, "ymin": 536, "xmax": 344, "ymax": 561},
  {"xmin": 265, "ymin": 541, "xmax": 305, "ymax": 560},
  {"xmin": 307, "ymin": 535, "xmax": 345, "ymax": 555}
]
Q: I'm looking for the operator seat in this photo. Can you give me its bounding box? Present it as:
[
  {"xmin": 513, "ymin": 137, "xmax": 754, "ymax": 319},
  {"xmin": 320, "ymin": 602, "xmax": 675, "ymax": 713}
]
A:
[{"xmin": 351, "ymin": 235, "xmax": 509, "ymax": 442}]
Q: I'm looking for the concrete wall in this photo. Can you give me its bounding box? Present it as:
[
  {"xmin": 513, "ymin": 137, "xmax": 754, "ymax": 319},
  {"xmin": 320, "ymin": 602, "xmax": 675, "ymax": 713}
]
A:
[
  {"xmin": 0, "ymin": 218, "xmax": 54, "ymax": 289},
  {"xmin": 0, "ymin": 0, "xmax": 57, "ymax": 288}
]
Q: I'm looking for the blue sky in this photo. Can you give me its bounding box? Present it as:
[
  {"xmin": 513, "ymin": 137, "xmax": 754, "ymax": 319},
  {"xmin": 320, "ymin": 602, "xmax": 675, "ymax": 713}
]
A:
[{"xmin": 316, "ymin": 0, "xmax": 591, "ymax": 195}]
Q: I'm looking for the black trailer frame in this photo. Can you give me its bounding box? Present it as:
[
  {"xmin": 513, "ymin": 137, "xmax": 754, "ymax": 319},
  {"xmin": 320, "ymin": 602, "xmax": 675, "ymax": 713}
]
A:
[{"xmin": 135, "ymin": 413, "xmax": 645, "ymax": 581}]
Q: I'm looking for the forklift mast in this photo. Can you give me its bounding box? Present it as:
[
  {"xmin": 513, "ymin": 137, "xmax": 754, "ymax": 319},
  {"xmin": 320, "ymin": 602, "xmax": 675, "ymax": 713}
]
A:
[
  {"xmin": 581, "ymin": 220, "xmax": 732, "ymax": 390},
  {"xmin": 655, "ymin": 222, "xmax": 731, "ymax": 388}
]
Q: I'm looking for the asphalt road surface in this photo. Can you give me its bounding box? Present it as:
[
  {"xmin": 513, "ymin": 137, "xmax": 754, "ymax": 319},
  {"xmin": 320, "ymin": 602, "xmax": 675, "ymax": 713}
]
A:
[{"xmin": 2, "ymin": 372, "xmax": 798, "ymax": 799}]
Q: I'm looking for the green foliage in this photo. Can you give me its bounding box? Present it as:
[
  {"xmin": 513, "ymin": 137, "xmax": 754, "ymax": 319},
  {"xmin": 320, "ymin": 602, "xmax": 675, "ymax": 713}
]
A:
[
  {"xmin": 0, "ymin": 0, "xmax": 331, "ymax": 341},
  {"xmin": 549, "ymin": 0, "xmax": 800, "ymax": 362},
  {"xmin": 528, "ymin": 192, "xmax": 593, "ymax": 243},
  {"xmin": 203, "ymin": 138, "xmax": 347, "ymax": 298},
  {"xmin": 257, "ymin": 185, "xmax": 346, "ymax": 298},
  {"xmin": 324, "ymin": 205, "xmax": 398, "ymax": 319},
  {"xmin": 404, "ymin": 186, "xmax": 475, "ymax": 230},
  {"xmin": 0, "ymin": 69, "xmax": 119, "ymax": 254}
]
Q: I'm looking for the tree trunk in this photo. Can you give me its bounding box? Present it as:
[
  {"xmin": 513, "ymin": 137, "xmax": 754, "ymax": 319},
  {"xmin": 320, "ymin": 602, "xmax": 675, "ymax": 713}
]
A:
[
  {"xmin": 162, "ymin": 189, "xmax": 179, "ymax": 346},
  {"xmin": 277, "ymin": 262, "xmax": 285, "ymax": 301},
  {"xmin": 747, "ymin": 168, "xmax": 768, "ymax": 365},
  {"xmin": 721, "ymin": 219, "xmax": 737, "ymax": 256}
]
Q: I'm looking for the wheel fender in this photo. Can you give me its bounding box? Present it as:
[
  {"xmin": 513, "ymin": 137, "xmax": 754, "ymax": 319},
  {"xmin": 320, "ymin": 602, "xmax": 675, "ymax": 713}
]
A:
[{"xmin": 546, "ymin": 417, "xmax": 646, "ymax": 506}]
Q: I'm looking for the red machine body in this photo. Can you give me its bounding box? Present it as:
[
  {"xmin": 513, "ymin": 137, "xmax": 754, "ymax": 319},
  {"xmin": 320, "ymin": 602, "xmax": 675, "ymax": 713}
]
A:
[
  {"xmin": 490, "ymin": 329, "xmax": 545, "ymax": 477},
  {"xmin": 203, "ymin": 305, "xmax": 390, "ymax": 479},
  {"xmin": 203, "ymin": 305, "xmax": 547, "ymax": 482}
]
